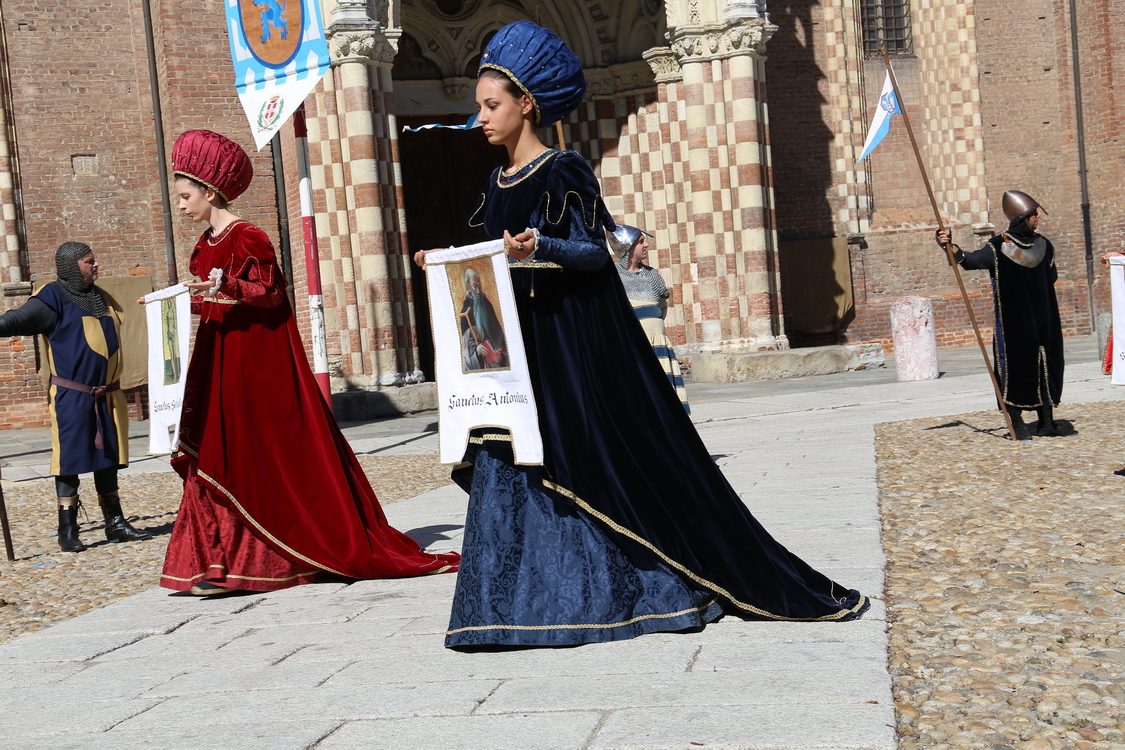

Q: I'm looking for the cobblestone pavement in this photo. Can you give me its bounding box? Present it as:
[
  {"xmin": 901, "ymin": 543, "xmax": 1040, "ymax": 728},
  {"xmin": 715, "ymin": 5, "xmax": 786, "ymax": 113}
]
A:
[
  {"xmin": 880, "ymin": 401, "xmax": 1125, "ymax": 750},
  {"xmin": 0, "ymin": 455, "xmax": 452, "ymax": 644}
]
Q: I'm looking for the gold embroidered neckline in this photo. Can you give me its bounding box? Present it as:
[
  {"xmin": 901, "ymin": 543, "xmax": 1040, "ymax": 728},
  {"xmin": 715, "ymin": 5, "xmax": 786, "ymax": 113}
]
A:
[
  {"xmin": 497, "ymin": 149, "xmax": 557, "ymax": 188},
  {"xmin": 206, "ymin": 219, "xmax": 247, "ymax": 246}
]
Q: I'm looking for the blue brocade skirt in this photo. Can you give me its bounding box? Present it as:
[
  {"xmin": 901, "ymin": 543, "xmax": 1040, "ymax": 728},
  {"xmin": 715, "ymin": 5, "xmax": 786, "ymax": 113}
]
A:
[{"xmin": 446, "ymin": 448, "xmax": 723, "ymax": 648}]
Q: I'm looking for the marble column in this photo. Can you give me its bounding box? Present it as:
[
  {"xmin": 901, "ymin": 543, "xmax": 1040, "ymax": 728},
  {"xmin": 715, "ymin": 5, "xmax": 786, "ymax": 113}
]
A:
[
  {"xmin": 651, "ymin": 15, "xmax": 784, "ymax": 352},
  {"xmin": 324, "ymin": 1, "xmax": 421, "ymax": 387}
]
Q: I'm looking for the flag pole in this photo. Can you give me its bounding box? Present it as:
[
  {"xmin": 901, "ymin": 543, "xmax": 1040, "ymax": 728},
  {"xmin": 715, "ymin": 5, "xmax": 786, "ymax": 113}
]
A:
[
  {"xmin": 878, "ymin": 49, "xmax": 1018, "ymax": 440},
  {"xmin": 293, "ymin": 105, "xmax": 333, "ymax": 411}
]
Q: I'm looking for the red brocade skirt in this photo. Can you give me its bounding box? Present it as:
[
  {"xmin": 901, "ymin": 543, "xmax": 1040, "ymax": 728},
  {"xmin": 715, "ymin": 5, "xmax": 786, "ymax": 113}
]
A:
[{"xmin": 160, "ymin": 461, "xmax": 319, "ymax": 592}]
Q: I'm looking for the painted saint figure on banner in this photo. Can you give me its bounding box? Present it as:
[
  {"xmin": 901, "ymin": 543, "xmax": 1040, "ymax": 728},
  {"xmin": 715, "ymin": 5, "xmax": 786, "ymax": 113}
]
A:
[
  {"xmin": 452, "ymin": 264, "xmax": 508, "ymax": 373},
  {"xmin": 160, "ymin": 297, "xmax": 181, "ymax": 386}
]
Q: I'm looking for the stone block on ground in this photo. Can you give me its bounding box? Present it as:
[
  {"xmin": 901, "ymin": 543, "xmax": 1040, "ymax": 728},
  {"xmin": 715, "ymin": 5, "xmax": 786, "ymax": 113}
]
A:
[{"xmin": 891, "ymin": 296, "xmax": 939, "ymax": 381}]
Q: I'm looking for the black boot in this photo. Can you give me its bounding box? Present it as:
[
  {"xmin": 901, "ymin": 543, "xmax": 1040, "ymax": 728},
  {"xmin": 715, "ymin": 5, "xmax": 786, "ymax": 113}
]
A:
[
  {"xmin": 98, "ymin": 492, "xmax": 151, "ymax": 543},
  {"xmin": 57, "ymin": 499, "xmax": 86, "ymax": 553},
  {"xmin": 1037, "ymin": 403, "xmax": 1060, "ymax": 436},
  {"xmin": 1009, "ymin": 410, "xmax": 1032, "ymax": 441}
]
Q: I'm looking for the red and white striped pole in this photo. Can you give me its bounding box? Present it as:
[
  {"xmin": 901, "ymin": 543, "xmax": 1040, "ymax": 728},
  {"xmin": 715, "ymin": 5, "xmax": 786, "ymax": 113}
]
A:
[{"xmin": 293, "ymin": 105, "xmax": 332, "ymax": 411}]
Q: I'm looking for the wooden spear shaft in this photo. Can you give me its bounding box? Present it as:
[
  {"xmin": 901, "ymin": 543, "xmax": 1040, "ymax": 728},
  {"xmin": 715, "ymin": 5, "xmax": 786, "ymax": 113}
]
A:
[
  {"xmin": 879, "ymin": 49, "xmax": 1018, "ymax": 441},
  {"xmin": 0, "ymin": 464, "xmax": 14, "ymax": 561}
]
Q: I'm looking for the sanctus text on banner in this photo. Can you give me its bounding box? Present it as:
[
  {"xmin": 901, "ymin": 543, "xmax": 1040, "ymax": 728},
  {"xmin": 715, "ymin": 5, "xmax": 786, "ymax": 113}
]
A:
[
  {"xmin": 144, "ymin": 284, "xmax": 192, "ymax": 454},
  {"xmin": 225, "ymin": 0, "xmax": 331, "ymax": 150},
  {"xmin": 425, "ymin": 240, "xmax": 543, "ymax": 465}
]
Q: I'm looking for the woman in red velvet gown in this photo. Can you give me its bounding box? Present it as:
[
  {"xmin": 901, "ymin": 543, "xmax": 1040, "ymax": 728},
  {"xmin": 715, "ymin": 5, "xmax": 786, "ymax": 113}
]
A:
[{"xmin": 159, "ymin": 130, "xmax": 459, "ymax": 596}]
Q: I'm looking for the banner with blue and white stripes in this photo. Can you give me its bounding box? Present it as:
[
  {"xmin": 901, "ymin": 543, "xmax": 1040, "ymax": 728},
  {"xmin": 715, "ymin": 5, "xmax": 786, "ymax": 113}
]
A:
[
  {"xmin": 857, "ymin": 72, "xmax": 901, "ymax": 163},
  {"xmin": 225, "ymin": 0, "xmax": 331, "ymax": 149}
]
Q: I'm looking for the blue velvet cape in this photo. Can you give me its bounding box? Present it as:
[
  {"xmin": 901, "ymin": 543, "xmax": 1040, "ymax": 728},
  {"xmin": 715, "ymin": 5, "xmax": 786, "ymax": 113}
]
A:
[{"xmin": 451, "ymin": 150, "xmax": 867, "ymax": 644}]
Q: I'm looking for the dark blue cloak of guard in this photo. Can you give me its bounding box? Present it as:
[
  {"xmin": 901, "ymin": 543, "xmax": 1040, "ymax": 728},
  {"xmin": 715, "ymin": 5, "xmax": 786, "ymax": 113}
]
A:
[
  {"xmin": 959, "ymin": 236, "xmax": 1064, "ymax": 409},
  {"xmin": 446, "ymin": 150, "xmax": 868, "ymax": 648}
]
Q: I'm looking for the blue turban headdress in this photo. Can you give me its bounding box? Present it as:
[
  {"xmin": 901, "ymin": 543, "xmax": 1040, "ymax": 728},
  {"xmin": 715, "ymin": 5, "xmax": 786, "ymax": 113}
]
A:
[{"xmin": 478, "ymin": 20, "xmax": 586, "ymax": 127}]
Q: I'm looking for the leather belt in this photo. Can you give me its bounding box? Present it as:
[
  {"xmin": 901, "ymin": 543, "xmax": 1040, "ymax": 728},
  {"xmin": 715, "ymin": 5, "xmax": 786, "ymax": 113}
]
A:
[{"xmin": 50, "ymin": 376, "xmax": 121, "ymax": 450}]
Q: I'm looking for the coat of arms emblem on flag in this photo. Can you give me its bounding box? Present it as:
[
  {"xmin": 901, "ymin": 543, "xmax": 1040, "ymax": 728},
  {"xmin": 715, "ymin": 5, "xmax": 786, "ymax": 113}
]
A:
[{"xmin": 226, "ymin": 0, "xmax": 331, "ymax": 149}]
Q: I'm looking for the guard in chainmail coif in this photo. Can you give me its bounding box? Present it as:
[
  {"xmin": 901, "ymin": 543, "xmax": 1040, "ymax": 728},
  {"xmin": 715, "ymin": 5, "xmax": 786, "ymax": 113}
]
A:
[
  {"xmin": 0, "ymin": 241, "xmax": 149, "ymax": 552},
  {"xmin": 54, "ymin": 241, "xmax": 108, "ymax": 317}
]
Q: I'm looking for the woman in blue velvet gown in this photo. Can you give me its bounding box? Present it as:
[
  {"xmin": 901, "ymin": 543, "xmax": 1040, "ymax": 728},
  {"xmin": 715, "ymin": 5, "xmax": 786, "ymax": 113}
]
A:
[{"xmin": 415, "ymin": 21, "xmax": 869, "ymax": 649}]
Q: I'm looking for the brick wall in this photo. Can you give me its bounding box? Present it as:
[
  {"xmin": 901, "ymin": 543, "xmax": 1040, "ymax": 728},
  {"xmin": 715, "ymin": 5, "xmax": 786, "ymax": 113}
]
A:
[
  {"xmin": 975, "ymin": 0, "xmax": 1095, "ymax": 336},
  {"xmin": 0, "ymin": 0, "xmax": 288, "ymax": 429},
  {"xmin": 1076, "ymin": 0, "xmax": 1124, "ymax": 317},
  {"xmin": 768, "ymin": 0, "xmax": 1112, "ymax": 349}
]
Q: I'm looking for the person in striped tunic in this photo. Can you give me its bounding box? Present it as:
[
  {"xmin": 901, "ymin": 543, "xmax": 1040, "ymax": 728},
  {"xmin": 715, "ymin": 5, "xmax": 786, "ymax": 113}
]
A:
[{"xmin": 610, "ymin": 224, "xmax": 690, "ymax": 413}]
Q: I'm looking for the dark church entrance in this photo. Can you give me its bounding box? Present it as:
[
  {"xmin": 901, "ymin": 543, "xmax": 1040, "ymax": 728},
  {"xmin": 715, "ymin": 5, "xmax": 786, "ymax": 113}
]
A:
[{"xmin": 398, "ymin": 117, "xmax": 506, "ymax": 381}]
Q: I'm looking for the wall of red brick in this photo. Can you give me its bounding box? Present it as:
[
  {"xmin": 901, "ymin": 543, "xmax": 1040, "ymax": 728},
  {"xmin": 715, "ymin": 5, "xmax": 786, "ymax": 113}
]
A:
[
  {"xmin": 1075, "ymin": 0, "xmax": 1124, "ymax": 316},
  {"xmin": 0, "ymin": 0, "xmax": 290, "ymax": 429},
  {"xmin": 766, "ymin": 0, "xmax": 845, "ymax": 242},
  {"xmin": 974, "ymin": 0, "xmax": 1096, "ymax": 337},
  {"xmin": 768, "ymin": 0, "xmax": 1115, "ymax": 351}
]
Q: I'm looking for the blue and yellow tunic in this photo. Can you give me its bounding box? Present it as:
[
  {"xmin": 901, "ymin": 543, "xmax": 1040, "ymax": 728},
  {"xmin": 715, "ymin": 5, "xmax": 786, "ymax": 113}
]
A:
[{"xmin": 31, "ymin": 284, "xmax": 128, "ymax": 475}]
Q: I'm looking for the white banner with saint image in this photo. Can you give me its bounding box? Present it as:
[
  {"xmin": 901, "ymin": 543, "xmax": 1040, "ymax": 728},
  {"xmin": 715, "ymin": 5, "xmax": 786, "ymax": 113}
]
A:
[
  {"xmin": 1110, "ymin": 256, "xmax": 1125, "ymax": 385},
  {"xmin": 425, "ymin": 240, "xmax": 543, "ymax": 465},
  {"xmin": 144, "ymin": 284, "xmax": 192, "ymax": 454}
]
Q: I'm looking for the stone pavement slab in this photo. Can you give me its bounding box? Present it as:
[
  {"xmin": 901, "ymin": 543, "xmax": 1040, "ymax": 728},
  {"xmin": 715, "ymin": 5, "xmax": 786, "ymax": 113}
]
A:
[
  {"xmin": 5, "ymin": 721, "xmax": 345, "ymax": 750},
  {"xmin": 0, "ymin": 338, "xmax": 1112, "ymax": 749}
]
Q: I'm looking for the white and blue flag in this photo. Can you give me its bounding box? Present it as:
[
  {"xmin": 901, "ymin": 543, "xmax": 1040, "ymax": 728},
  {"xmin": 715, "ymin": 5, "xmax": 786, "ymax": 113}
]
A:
[
  {"xmin": 857, "ymin": 72, "xmax": 901, "ymax": 163},
  {"xmin": 225, "ymin": 0, "xmax": 331, "ymax": 149},
  {"xmin": 402, "ymin": 113, "xmax": 480, "ymax": 133}
]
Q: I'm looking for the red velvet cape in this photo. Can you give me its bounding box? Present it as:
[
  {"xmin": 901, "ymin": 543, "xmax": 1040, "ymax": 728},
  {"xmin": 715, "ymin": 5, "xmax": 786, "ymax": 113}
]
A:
[{"xmin": 171, "ymin": 221, "xmax": 458, "ymax": 578}]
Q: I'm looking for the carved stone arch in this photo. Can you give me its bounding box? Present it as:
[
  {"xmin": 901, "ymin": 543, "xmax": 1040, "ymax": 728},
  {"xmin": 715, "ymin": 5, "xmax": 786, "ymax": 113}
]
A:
[
  {"xmin": 453, "ymin": 6, "xmax": 537, "ymax": 76},
  {"xmin": 397, "ymin": 13, "xmax": 461, "ymax": 76},
  {"xmin": 614, "ymin": 0, "xmax": 665, "ymax": 62},
  {"xmin": 506, "ymin": 0, "xmax": 600, "ymax": 67}
]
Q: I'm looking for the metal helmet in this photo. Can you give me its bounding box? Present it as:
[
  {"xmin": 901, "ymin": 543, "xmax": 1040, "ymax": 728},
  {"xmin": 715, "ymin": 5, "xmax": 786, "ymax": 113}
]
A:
[
  {"xmin": 606, "ymin": 224, "xmax": 653, "ymax": 259},
  {"xmin": 1001, "ymin": 190, "xmax": 1048, "ymax": 223}
]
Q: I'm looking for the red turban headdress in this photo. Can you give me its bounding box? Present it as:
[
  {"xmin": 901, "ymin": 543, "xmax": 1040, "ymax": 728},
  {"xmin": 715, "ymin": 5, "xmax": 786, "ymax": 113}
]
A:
[{"xmin": 171, "ymin": 130, "xmax": 254, "ymax": 203}]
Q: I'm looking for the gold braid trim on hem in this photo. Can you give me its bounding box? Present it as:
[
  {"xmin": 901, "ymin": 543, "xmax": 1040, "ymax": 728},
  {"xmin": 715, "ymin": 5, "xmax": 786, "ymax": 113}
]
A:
[
  {"xmin": 195, "ymin": 467, "xmax": 348, "ymax": 577},
  {"xmin": 161, "ymin": 569, "xmax": 319, "ymax": 584},
  {"xmin": 541, "ymin": 479, "xmax": 867, "ymax": 622},
  {"xmin": 469, "ymin": 433, "xmax": 514, "ymax": 444},
  {"xmin": 446, "ymin": 599, "xmax": 718, "ymax": 635},
  {"xmin": 509, "ymin": 261, "xmax": 562, "ymax": 270},
  {"xmin": 175, "ymin": 442, "xmax": 200, "ymax": 460},
  {"xmin": 426, "ymin": 565, "xmax": 457, "ymax": 575}
]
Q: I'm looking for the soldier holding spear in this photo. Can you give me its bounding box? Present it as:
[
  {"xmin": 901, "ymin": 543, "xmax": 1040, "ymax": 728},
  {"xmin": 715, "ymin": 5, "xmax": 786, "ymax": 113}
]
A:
[
  {"xmin": 936, "ymin": 193, "xmax": 1064, "ymax": 440},
  {"xmin": 864, "ymin": 49, "xmax": 1062, "ymax": 441}
]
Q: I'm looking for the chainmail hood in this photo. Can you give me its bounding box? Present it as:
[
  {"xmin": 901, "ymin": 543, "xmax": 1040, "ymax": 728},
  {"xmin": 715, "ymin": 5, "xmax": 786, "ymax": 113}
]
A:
[{"xmin": 54, "ymin": 241, "xmax": 107, "ymax": 317}]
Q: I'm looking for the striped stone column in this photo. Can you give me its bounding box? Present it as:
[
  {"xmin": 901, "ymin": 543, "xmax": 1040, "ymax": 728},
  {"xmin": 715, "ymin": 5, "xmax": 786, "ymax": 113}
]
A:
[
  {"xmin": 663, "ymin": 16, "xmax": 781, "ymax": 350},
  {"xmin": 324, "ymin": 5, "xmax": 420, "ymax": 387}
]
